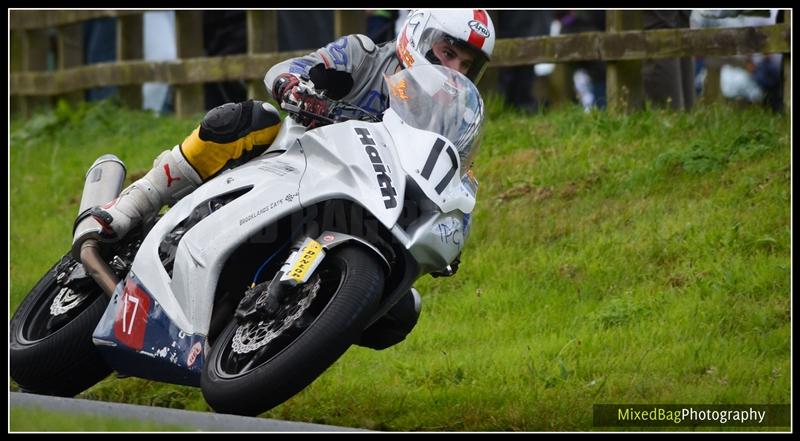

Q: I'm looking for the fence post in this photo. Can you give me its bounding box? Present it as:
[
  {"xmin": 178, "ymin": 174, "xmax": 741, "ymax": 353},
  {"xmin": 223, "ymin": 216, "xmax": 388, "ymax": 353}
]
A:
[
  {"xmin": 247, "ymin": 10, "xmax": 278, "ymax": 102},
  {"xmin": 117, "ymin": 14, "xmax": 144, "ymax": 110},
  {"xmin": 334, "ymin": 10, "xmax": 365, "ymax": 38},
  {"xmin": 546, "ymin": 65, "xmax": 572, "ymax": 108},
  {"xmin": 10, "ymin": 30, "xmax": 28, "ymax": 118},
  {"xmin": 605, "ymin": 10, "xmax": 643, "ymax": 113},
  {"xmin": 175, "ymin": 11, "xmax": 205, "ymax": 118},
  {"xmin": 55, "ymin": 22, "xmax": 84, "ymax": 107},
  {"xmin": 699, "ymin": 57, "xmax": 723, "ymax": 105},
  {"xmin": 19, "ymin": 28, "xmax": 52, "ymax": 115}
]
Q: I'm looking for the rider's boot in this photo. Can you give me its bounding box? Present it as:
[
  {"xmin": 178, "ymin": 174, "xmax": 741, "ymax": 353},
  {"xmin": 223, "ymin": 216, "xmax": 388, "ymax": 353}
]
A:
[{"xmin": 90, "ymin": 145, "xmax": 202, "ymax": 242}]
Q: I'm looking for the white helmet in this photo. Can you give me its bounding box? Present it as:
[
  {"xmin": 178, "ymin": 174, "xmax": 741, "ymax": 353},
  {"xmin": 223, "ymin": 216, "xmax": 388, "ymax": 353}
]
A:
[{"xmin": 396, "ymin": 9, "xmax": 495, "ymax": 84}]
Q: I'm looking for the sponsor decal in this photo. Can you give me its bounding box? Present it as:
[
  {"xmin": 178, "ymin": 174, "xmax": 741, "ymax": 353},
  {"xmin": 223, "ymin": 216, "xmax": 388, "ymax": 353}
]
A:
[
  {"xmin": 163, "ymin": 163, "xmax": 182, "ymax": 187},
  {"xmin": 187, "ymin": 341, "xmax": 203, "ymax": 367},
  {"xmin": 287, "ymin": 240, "xmax": 323, "ymax": 282},
  {"xmin": 289, "ymin": 58, "xmax": 315, "ymax": 76},
  {"xmin": 398, "ymin": 39, "xmax": 414, "ymax": 67},
  {"xmin": 257, "ymin": 160, "xmax": 298, "ymax": 176},
  {"xmin": 325, "ymin": 36, "xmax": 349, "ymax": 66},
  {"xmin": 355, "ymin": 127, "xmax": 398, "ymax": 209},
  {"xmin": 436, "ymin": 217, "xmax": 462, "ymax": 246},
  {"xmin": 239, "ymin": 197, "xmax": 288, "ymax": 225},
  {"xmin": 390, "ymin": 79, "xmax": 410, "ymax": 101},
  {"xmin": 468, "ymin": 20, "xmax": 490, "ymax": 38}
]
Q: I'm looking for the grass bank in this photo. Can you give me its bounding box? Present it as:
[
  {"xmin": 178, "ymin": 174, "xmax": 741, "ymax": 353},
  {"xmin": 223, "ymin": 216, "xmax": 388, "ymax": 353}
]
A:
[{"xmin": 10, "ymin": 97, "xmax": 790, "ymax": 431}]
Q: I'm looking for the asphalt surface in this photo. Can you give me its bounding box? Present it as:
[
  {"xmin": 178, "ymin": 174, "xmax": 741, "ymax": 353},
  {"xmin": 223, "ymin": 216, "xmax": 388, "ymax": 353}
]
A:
[{"xmin": 10, "ymin": 392, "xmax": 367, "ymax": 432}]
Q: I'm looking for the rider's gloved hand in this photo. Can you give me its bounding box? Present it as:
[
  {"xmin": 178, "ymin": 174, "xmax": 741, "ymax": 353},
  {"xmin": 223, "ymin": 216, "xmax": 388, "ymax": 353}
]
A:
[
  {"xmin": 272, "ymin": 73, "xmax": 301, "ymax": 105},
  {"xmin": 272, "ymin": 73, "xmax": 329, "ymax": 128},
  {"xmin": 300, "ymin": 95, "xmax": 330, "ymax": 129}
]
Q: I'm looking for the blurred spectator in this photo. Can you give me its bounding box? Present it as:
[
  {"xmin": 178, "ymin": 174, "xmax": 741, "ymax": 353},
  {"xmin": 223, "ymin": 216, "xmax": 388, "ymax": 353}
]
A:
[
  {"xmin": 556, "ymin": 10, "xmax": 607, "ymax": 110},
  {"xmin": 83, "ymin": 14, "xmax": 176, "ymax": 113},
  {"xmin": 143, "ymin": 11, "xmax": 176, "ymax": 114},
  {"xmin": 752, "ymin": 52, "xmax": 783, "ymax": 112},
  {"xmin": 641, "ymin": 10, "xmax": 695, "ymax": 110},
  {"xmin": 201, "ymin": 11, "xmax": 335, "ymax": 110},
  {"xmin": 691, "ymin": 9, "xmax": 783, "ymax": 112},
  {"xmin": 496, "ymin": 10, "xmax": 553, "ymax": 113},
  {"xmin": 277, "ymin": 11, "xmax": 334, "ymax": 51},
  {"xmin": 203, "ymin": 11, "xmax": 248, "ymax": 110},
  {"xmin": 366, "ymin": 10, "xmax": 399, "ymax": 44},
  {"xmin": 84, "ymin": 17, "xmax": 118, "ymax": 101}
]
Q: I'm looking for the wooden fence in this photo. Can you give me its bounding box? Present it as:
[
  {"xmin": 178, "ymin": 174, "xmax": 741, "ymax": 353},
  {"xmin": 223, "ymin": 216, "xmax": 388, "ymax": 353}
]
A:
[{"xmin": 9, "ymin": 10, "xmax": 792, "ymax": 118}]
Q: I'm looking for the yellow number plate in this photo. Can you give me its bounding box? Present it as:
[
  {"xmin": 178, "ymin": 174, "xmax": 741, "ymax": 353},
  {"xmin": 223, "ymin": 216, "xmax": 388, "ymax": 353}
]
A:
[{"xmin": 286, "ymin": 239, "xmax": 323, "ymax": 283}]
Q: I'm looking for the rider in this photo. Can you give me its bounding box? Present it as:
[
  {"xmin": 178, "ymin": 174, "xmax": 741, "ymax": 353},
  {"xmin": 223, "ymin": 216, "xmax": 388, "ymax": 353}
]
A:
[{"xmin": 88, "ymin": 9, "xmax": 495, "ymax": 349}]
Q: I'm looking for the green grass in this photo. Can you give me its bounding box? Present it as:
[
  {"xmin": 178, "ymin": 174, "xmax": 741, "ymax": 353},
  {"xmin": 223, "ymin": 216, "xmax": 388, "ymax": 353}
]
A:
[
  {"xmin": 10, "ymin": 406, "xmax": 190, "ymax": 431},
  {"xmin": 10, "ymin": 97, "xmax": 790, "ymax": 431}
]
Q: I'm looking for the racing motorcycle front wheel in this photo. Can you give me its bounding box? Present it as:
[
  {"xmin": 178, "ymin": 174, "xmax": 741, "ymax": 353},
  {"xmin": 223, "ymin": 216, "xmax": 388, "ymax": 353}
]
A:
[{"xmin": 201, "ymin": 245, "xmax": 385, "ymax": 416}]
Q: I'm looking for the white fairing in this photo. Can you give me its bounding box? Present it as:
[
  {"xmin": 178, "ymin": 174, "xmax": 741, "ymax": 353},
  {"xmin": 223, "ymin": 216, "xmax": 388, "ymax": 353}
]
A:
[
  {"xmin": 130, "ymin": 64, "xmax": 484, "ymax": 336},
  {"xmin": 266, "ymin": 114, "xmax": 308, "ymax": 154},
  {"xmin": 298, "ymin": 120, "xmax": 405, "ymax": 228},
  {"xmin": 130, "ymin": 148, "xmax": 307, "ymax": 334}
]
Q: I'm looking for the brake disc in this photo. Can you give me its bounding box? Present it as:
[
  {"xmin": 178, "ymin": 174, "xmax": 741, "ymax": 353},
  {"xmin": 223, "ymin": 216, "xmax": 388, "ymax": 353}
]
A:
[{"xmin": 231, "ymin": 275, "xmax": 321, "ymax": 354}]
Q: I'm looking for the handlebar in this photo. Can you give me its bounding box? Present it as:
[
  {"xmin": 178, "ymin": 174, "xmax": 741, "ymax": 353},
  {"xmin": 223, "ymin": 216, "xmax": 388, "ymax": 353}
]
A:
[{"xmin": 282, "ymin": 88, "xmax": 382, "ymax": 128}]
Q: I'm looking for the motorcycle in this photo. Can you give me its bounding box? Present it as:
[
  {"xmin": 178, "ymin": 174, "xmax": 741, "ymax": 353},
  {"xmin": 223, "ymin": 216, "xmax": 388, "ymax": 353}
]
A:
[{"xmin": 10, "ymin": 64, "xmax": 484, "ymax": 416}]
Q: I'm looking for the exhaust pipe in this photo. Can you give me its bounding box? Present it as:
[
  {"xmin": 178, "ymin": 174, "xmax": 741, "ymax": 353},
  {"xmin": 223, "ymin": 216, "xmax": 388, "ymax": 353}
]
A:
[
  {"xmin": 80, "ymin": 239, "xmax": 120, "ymax": 297},
  {"xmin": 72, "ymin": 155, "xmax": 127, "ymax": 297}
]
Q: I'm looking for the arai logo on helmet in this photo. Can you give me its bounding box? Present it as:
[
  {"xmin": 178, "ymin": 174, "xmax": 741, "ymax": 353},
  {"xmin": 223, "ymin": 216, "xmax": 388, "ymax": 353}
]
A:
[{"xmin": 468, "ymin": 20, "xmax": 490, "ymax": 38}]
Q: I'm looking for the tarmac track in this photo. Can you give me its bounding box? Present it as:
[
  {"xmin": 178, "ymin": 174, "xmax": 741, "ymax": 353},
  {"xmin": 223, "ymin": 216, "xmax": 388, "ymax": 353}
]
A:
[{"xmin": 10, "ymin": 392, "xmax": 367, "ymax": 432}]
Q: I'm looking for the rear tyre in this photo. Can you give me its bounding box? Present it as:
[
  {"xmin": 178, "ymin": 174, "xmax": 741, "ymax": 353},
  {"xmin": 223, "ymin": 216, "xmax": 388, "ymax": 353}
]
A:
[{"xmin": 10, "ymin": 254, "xmax": 112, "ymax": 397}]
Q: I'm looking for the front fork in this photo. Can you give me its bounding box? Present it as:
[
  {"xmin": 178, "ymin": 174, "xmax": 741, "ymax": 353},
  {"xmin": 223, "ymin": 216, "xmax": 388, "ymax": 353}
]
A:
[{"xmin": 235, "ymin": 231, "xmax": 390, "ymax": 322}]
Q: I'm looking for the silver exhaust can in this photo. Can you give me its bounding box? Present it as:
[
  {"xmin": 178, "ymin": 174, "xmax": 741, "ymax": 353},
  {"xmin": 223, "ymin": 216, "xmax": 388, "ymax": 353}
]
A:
[{"xmin": 71, "ymin": 155, "xmax": 126, "ymax": 258}]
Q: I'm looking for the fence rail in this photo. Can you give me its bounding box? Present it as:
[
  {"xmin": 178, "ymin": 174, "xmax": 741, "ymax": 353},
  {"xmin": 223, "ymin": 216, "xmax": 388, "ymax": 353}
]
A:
[
  {"xmin": 9, "ymin": 10, "xmax": 142, "ymax": 30},
  {"xmin": 9, "ymin": 9, "xmax": 792, "ymax": 117}
]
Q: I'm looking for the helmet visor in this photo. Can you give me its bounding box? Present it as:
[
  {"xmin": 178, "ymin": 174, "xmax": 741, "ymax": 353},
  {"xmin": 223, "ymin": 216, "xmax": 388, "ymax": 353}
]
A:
[{"xmin": 418, "ymin": 28, "xmax": 490, "ymax": 84}]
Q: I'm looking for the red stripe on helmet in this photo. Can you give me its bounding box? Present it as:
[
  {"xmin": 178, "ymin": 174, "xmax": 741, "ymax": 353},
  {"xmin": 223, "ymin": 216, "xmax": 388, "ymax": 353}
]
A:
[{"xmin": 467, "ymin": 9, "xmax": 488, "ymax": 50}]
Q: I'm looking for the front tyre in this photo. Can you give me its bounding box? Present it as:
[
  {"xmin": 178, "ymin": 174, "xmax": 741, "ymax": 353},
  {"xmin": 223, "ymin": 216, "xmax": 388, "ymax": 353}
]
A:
[
  {"xmin": 202, "ymin": 246, "xmax": 384, "ymax": 416},
  {"xmin": 10, "ymin": 254, "xmax": 113, "ymax": 396}
]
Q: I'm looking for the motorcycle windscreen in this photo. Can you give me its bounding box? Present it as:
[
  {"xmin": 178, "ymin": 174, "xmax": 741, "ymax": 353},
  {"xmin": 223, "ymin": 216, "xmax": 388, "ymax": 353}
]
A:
[{"xmin": 384, "ymin": 109, "xmax": 476, "ymax": 215}]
